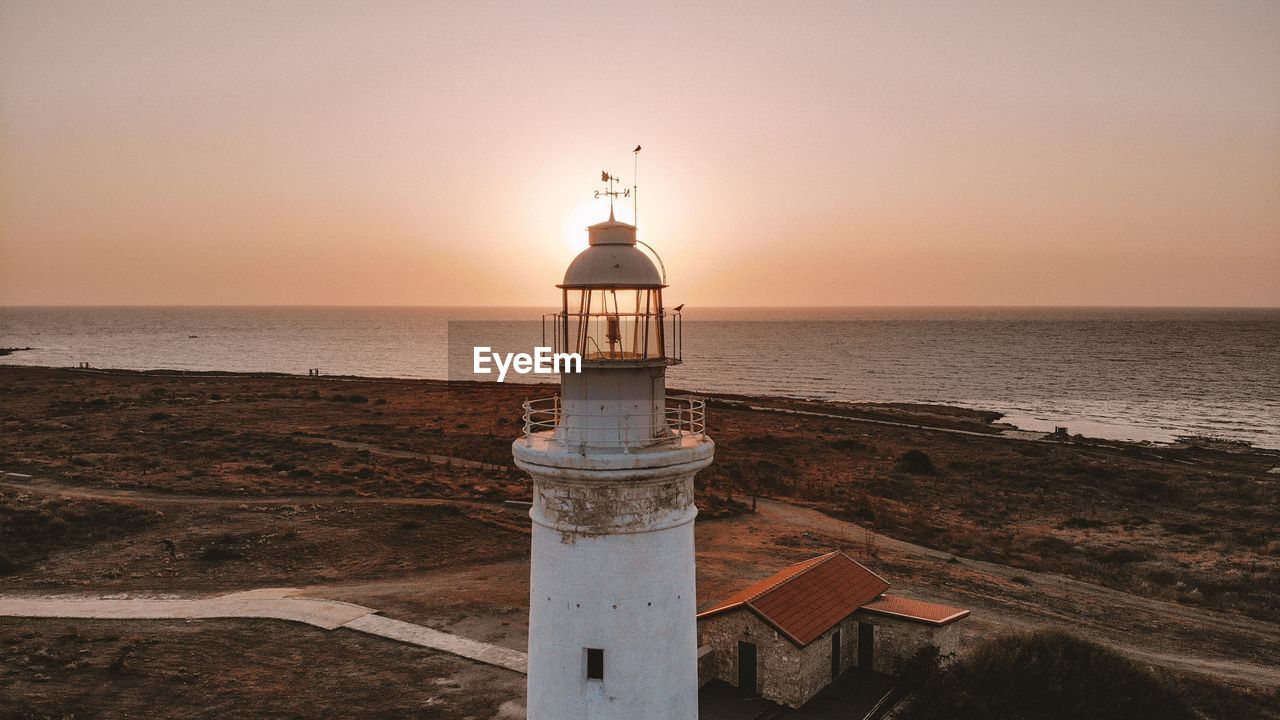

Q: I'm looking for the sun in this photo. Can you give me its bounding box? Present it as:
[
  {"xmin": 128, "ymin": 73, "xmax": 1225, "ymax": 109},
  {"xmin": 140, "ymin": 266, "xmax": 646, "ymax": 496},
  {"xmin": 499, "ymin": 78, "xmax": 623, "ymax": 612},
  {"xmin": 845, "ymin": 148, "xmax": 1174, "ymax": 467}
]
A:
[
  {"xmin": 561, "ymin": 196, "xmax": 636, "ymax": 253},
  {"xmin": 561, "ymin": 199, "xmax": 604, "ymax": 253}
]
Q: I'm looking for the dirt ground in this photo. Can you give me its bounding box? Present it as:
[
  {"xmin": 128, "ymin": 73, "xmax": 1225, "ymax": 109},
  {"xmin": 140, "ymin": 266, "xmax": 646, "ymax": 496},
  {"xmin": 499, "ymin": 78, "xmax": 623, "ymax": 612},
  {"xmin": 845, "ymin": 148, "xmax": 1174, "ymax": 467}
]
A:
[
  {"xmin": 0, "ymin": 617, "xmax": 524, "ymax": 720},
  {"xmin": 1, "ymin": 366, "xmax": 1277, "ymax": 718}
]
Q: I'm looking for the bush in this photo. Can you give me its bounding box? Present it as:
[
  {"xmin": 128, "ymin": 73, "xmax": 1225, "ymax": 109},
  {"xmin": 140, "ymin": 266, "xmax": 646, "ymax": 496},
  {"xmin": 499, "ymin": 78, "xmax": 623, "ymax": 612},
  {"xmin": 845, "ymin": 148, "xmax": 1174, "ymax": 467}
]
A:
[
  {"xmin": 198, "ymin": 545, "xmax": 244, "ymax": 562},
  {"xmin": 198, "ymin": 533, "xmax": 246, "ymax": 562},
  {"xmin": 828, "ymin": 438, "xmax": 866, "ymax": 452},
  {"xmin": 897, "ymin": 630, "xmax": 1195, "ymax": 720},
  {"xmin": 1161, "ymin": 521, "xmax": 1207, "ymax": 535},
  {"xmin": 896, "ymin": 645, "xmax": 952, "ymax": 691},
  {"xmin": 895, "ymin": 449, "xmax": 936, "ymax": 475},
  {"xmin": 1063, "ymin": 517, "xmax": 1106, "ymax": 529},
  {"xmin": 1096, "ymin": 546, "xmax": 1151, "ymax": 564},
  {"xmin": 1029, "ymin": 535, "xmax": 1073, "ymax": 555}
]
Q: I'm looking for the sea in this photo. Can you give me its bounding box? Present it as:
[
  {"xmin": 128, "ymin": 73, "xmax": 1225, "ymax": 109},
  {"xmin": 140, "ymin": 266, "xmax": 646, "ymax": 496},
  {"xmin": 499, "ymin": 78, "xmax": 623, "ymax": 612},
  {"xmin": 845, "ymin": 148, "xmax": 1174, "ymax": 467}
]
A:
[{"xmin": 2, "ymin": 306, "xmax": 1277, "ymax": 450}]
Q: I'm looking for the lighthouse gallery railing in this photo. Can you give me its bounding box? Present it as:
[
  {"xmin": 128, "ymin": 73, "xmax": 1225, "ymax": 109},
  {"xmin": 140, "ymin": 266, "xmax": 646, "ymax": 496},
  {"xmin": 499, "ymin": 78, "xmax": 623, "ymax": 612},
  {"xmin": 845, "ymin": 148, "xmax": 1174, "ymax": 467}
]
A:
[{"xmin": 521, "ymin": 395, "xmax": 706, "ymax": 450}]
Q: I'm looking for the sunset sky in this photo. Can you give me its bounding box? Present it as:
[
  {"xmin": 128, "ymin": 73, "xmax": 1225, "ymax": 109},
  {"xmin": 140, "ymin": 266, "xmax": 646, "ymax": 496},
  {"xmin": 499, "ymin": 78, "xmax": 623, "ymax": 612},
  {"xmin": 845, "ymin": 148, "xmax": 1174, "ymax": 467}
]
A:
[{"xmin": 1, "ymin": 1, "xmax": 1277, "ymax": 307}]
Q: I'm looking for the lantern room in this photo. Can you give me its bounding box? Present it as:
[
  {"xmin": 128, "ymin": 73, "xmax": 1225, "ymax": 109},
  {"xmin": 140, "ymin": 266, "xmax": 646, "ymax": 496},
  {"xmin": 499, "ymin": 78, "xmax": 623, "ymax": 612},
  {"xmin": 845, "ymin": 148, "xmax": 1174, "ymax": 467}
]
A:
[{"xmin": 546, "ymin": 214, "xmax": 681, "ymax": 364}]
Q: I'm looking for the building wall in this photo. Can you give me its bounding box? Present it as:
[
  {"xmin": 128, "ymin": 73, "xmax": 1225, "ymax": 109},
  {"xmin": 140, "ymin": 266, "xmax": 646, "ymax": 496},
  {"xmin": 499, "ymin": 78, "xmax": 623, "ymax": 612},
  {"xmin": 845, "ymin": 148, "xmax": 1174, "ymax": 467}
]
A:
[
  {"xmin": 697, "ymin": 610, "xmax": 861, "ymax": 708},
  {"xmin": 558, "ymin": 365, "xmax": 665, "ymax": 447},
  {"xmin": 699, "ymin": 609, "xmax": 961, "ymax": 707},
  {"xmin": 852, "ymin": 611, "xmax": 961, "ymax": 674},
  {"xmin": 527, "ymin": 505, "xmax": 699, "ymax": 720},
  {"xmin": 697, "ymin": 644, "xmax": 714, "ymax": 687}
]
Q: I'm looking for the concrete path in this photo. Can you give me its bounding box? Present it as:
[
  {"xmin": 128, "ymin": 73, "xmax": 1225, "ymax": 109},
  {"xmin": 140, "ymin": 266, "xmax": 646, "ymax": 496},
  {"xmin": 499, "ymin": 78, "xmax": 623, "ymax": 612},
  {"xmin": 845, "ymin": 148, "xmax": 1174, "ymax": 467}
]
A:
[
  {"xmin": 345, "ymin": 614, "xmax": 527, "ymax": 673},
  {"xmin": 0, "ymin": 588, "xmax": 527, "ymax": 674}
]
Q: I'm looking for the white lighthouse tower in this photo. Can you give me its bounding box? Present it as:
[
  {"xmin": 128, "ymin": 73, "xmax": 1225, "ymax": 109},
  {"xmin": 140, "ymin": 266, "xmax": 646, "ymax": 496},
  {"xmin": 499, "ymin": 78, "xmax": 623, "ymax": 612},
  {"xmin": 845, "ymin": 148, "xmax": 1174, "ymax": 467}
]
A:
[{"xmin": 513, "ymin": 206, "xmax": 714, "ymax": 720}]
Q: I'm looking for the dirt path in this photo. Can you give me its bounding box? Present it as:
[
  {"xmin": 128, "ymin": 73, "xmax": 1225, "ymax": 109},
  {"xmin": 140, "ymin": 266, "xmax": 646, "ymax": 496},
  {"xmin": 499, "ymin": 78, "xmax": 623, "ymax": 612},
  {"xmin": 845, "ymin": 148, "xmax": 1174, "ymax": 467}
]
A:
[
  {"xmin": 0, "ymin": 474, "xmax": 509, "ymax": 510},
  {"xmin": 737, "ymin": 498, "xmax": 1280, "ymax": 688},
  {"xmin": 293, "ymin": 436, "xmax": 510, "ymax": 472}
]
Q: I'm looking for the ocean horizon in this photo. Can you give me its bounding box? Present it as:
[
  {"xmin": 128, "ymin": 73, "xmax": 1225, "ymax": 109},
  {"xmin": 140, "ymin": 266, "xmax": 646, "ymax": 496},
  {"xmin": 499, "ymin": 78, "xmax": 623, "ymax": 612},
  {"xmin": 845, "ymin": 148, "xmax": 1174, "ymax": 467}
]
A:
[{"xmin": 3, "ymin": 305, "xmax": 1278, "ymax": 449}]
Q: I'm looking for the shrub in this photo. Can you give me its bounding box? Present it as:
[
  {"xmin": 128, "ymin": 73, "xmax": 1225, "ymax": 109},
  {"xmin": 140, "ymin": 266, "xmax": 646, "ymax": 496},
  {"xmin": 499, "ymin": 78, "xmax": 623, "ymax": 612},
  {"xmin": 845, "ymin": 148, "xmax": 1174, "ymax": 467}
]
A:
[
  {"xmin": 896, "ymin": 630, "xmax": 1195, "ymax": 720},
  {"xmin": 1029, "ymin": 535, "xmax": 1073, "ymax": 555},
  {"xmin": 198, "ymin": 534, "xmax": 246, "ymax": 562},
  {"xmin": 1063, "ymin": 517, "xmax": 1106, "ymax": 529},
  {"xmin": 198, "ymin": 546, "xmax": 244, "ymax": 561},
  {"xmin": 1097, "ymin": 547, "xmax": 1151, "ymax": 564},
  {"xmin": 896, "ymin": 644, "xmax": 952, "ymax": 691},
  {"xmin": 1121, "ymin": 475, "xmax": 1180, "ymax": 501},
  {"xmin": 895, "ymin": 449, "xmax": 936, "ymax": 475}
]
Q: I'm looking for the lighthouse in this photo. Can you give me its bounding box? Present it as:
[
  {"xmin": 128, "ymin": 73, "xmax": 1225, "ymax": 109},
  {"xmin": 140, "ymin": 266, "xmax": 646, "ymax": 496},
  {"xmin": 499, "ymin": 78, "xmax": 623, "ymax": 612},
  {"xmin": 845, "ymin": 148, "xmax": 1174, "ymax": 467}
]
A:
[{"xmin": 513, "ymin": 208, "xmax": 714, "ymax": 719}]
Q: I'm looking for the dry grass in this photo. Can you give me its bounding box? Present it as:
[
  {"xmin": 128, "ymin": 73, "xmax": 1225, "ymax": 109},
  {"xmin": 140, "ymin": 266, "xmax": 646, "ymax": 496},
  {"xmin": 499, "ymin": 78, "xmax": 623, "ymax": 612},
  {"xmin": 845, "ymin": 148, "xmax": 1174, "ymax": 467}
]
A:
[{"xmin": 0, "ymin": 617, "xmax": 523, "ymax": 719}]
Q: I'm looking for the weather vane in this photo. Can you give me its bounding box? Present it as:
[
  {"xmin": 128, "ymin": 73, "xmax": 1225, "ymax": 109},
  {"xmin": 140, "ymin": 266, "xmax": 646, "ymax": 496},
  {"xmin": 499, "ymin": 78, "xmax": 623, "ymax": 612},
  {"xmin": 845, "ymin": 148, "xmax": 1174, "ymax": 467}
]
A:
[
  {"xmin": 595, "ymin": 170, "xmax": 630, "ymax": 214},
  {"xmin": 594, "ymin": 145, "xmax": 642, "ymax": 222}
]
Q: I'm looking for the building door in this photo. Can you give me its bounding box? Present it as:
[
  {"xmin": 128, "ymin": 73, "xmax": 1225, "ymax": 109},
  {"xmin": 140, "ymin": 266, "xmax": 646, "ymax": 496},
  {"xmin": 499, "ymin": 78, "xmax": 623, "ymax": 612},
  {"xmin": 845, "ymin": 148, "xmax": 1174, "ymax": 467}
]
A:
[
  {"xmin": 737, "ymin": 641, "xmax": 758, "ymax": 695},
  {"xmin": 858, "ymin": 622, "xmax": 874, "ymax": 671},
  {"xmin": 831, "ymin": 628, "xmax": 842, "ymax": 680}
]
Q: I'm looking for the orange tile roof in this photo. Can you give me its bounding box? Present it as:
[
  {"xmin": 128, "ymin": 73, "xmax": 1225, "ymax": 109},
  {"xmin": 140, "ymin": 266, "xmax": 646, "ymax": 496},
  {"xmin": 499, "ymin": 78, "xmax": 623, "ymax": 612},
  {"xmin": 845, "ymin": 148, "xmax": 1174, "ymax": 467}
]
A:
[
  {"xmin": 697, "ymin": 551, "xmax": 890, "ymax": 647},
  {"xmin": 859, "ymin": 594, "xmax": 970, "ymax": 626}
]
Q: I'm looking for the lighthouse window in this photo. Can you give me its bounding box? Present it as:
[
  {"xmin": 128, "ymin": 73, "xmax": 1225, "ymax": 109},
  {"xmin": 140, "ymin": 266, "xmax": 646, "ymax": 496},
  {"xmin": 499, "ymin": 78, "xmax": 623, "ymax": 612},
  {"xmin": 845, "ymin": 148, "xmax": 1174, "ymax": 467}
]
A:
[
  {"xmin": 586, "ymin": 647, "xmax": 604, "ymax": 680},
  {"xmin": 561, "ymin": 288, "xmax": 665, "ymax": 361}
]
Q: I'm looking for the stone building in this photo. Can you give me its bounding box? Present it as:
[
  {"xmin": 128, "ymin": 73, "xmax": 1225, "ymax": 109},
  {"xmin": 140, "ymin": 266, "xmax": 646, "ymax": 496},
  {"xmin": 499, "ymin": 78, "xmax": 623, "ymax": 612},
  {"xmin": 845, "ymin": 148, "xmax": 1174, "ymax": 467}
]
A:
[{"xmin": 697, "ymin": 551, "xmax": 968, "ymax": 708}]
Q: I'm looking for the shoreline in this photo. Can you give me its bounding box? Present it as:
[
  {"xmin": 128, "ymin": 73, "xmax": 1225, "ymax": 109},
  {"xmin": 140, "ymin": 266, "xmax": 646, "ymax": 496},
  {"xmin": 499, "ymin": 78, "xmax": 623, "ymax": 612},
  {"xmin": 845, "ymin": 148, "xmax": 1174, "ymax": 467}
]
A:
[{"xmin": 4, "ymin": 361, "xmax": 1276, "ymax": 454}]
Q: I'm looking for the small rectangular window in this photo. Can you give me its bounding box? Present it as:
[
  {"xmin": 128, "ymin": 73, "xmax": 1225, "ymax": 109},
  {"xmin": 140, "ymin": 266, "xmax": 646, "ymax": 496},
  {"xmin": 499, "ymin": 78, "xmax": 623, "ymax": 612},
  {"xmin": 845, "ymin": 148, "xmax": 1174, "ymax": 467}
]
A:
[{"xmin": 586, "ymin": 647, "xmax": 604, "ymax": 680}]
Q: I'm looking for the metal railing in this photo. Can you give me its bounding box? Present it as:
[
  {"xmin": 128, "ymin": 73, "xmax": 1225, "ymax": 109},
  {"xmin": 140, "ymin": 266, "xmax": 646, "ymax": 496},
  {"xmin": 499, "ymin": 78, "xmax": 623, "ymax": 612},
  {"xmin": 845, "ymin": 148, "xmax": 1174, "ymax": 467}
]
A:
[
  {"xmin": 520, "ymin": 395, "xmax": 706, "ymax": 450},
  {"xmin": 541, "ymin": 310, "xmax": 682, "ymax": 364}
]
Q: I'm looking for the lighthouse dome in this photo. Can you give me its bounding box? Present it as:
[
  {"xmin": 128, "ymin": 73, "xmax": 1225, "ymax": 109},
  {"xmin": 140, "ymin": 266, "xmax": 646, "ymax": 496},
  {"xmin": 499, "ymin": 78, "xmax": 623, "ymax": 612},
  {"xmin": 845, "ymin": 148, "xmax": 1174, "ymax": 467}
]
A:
[{"xmin": 560, "ymin": 218, "xmax": 663, "ymax": 288}]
